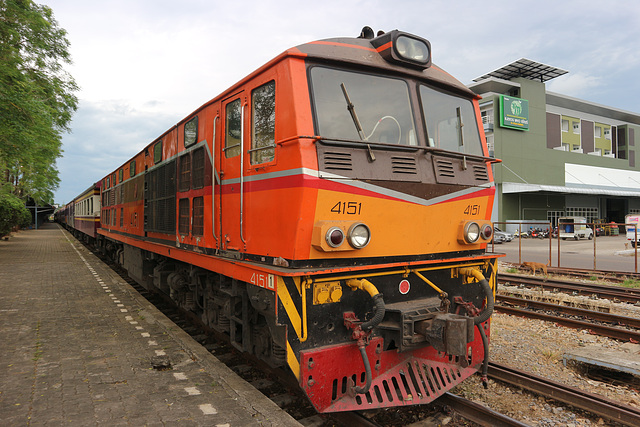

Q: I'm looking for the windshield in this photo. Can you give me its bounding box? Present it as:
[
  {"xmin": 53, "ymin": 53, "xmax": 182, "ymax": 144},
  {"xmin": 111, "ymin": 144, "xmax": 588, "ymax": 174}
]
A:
[
  {"xmin": 420, "ymin": 85, "xmax": 483, "ymax": 156},
  {"xmin": 310, "ymin": 67, "xmax": 417, "ymax": 146}
]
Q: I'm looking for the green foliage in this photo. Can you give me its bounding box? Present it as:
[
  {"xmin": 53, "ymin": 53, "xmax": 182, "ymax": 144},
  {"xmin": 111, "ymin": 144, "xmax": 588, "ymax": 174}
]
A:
[
  {"xmin": 0, "ymin": 0, "xmax": 78, "ymax": 205},
  {"xmin": 621, "ymin": 278, "xmax": 640, "ymax": 289},
  {"xmin": 0, "ymin": 192, "xmax": 30, "ymax": 235}
]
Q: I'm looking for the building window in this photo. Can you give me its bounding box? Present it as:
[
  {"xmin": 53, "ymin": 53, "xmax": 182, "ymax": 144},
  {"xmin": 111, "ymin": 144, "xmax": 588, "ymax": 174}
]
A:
[
  {"xmin": 573, "ymin": 122, "xmax": 580, "ymax": 134},
  {"xmin": 604, "ymin": 128, "xmax": 611, "ymax": 140},
  {"xmin": 595, "ymin": 126, "xmax": 601, "ymax": 138},
  {"xmin": 192, "ymin": 196, "xmax": 204, "ymax": 236},
  {"xmin": 251, "ymin": 81, "xmax": 276, "ymax": 164},
  {"xmin": 130, "ymin": 160, "xmax": 136, "ymax": 177},
  {"xmin": 486, "ymin": 134, "xmax": 494, "ymax": 157},
  {"xmin": 566, "ymin": 207, "xmax": 598, "ymax": 223},
  {"xmin": 481, "ymin": 109, "xmax": 493, "ymax": 124},
  {"xmin": 154, "ymin": 141, "xmax": 163, "ymax": 164},
  {"xmin": 547, "ymin": 211, "xmax": 565, "ymax": 227},
  {"xmin": 561, "ymin": 119, "xmax": 569, "ymax": 132},
  {"xmin": 184, "ymin": 116, "xmax": 198, "ymax": 148},
  {"xmin": 179, "ymin": 154, "xmax": 191, "ymax": 192},
  {"xmin": 120, "ymin": 208, "xmax": 123, "ymax": 227},
  {"xmin": 225, "ymin": 99, "xmax": 242, "ymax": 158},
  {"xmin": 119, "ymin": 169, "xmax": 123, "ymax": 183},
  {"xmin": 178, "ymin": 198, "xmax": 190, "ymax": 234}
]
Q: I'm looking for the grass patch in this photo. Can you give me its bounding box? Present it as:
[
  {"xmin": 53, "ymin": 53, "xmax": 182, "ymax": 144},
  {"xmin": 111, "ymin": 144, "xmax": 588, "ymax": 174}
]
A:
[
  {"xmin": 540, "ymin": 348, "xmax": 560, "ymax": 362},
  {"xmin": 621, "ymin": 279, "xmax": 640, "ymax": 288}
]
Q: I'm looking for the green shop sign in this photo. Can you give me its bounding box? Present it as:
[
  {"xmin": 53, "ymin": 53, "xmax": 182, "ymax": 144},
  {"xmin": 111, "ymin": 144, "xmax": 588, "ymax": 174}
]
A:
[{"xmin": 500, "ymin": 95, "xmax": 529, "ymax": 131}]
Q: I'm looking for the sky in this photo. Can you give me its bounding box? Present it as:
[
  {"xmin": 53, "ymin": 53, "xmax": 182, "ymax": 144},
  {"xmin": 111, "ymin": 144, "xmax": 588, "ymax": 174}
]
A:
[{"xmin": 41, "ymin": 0, "xmax": 640, "ymax": 204}]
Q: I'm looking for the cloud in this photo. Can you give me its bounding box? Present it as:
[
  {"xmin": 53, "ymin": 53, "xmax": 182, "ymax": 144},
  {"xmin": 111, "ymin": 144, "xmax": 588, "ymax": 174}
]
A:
[
  {"xmin": 546, "ymin": 73, "xmax": 602, "ymax": 98},
  {"xmin": 46, "ymin": 0, "xmax": 640, "ymax": 203},
  {"xmin": 55, "ymin": 99, "xmax": 179, "ymax": 203}
]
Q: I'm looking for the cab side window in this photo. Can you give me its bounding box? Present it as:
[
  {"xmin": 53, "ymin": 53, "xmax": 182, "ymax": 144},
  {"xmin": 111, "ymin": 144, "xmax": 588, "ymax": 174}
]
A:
[
  {"xmin": 225, "ymin": 99, "xmax": 242, "ymax": 158},
  {"xmin": 251, "ymin": 81, "xmax": 275, "ymax": 164}
]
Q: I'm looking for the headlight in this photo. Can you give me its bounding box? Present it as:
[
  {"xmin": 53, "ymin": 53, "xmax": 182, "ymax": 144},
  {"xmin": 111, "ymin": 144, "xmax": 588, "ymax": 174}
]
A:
[
  {"xmin": 481, "ymin": 224, "xmax": 493, "ymax": 240},
  {"xmin": 395, "ymin": 35, "xmax": 429, "ymax": 63},
  {"xmin": 326, "ymin": 227, "xmax": 345, "ymax": 248},
  {"xmin": 347, "ymin": 223, "xmax": 371, "ymax": 249},
  {"xmin": 370, "ymin": 30, "xmax": 432, "ymax": 69},
  {"xmin": 464, "ymin": 222, "xmax": 480, "ymax": 243}
]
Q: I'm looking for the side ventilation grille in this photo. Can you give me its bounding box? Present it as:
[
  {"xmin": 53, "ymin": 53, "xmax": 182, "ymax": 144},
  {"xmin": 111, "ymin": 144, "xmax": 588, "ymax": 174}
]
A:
[
  {"xmin": 391, "ymin": 156, "xmax": 417, "ymax": 175},
  {"xmin": 323, "ymin": 151, "xmax": 353, "ymax": 171},
  {"xmin": 435, "ymin": 159, "xmax": 455, "ymax": 178},
  {"xmin": 473, "ymin": 164, "xmax": 489, "ymax": 182}
]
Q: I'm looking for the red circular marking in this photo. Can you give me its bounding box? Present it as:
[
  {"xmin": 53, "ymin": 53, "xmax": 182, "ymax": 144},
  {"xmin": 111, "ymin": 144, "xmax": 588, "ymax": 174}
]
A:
[{"xmin": 399, "ymin": 279, "xmax": 410, "ymax": 295}]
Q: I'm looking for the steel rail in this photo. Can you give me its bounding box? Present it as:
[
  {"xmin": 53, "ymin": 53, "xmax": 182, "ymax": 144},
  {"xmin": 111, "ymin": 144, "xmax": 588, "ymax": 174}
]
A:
[
  {"xmin": 495, "ymin": 304, "xmax": 640, "ymax": 342},
  {"xmin": 498, "ymin": 273, "xmax": 640, "ymax": 303},
  {"xmin": 500, "ymin": 272, "xmax": 640, "ymax": 296},
  {"xmin": 497, "ymin": 294, "xmax": 640, "ymax": 329},
  {"xmin": 438, "ymin": 392, "xmax": 529, "ymax": 427},
  {"xmin": 489, "ymin": 363, "xmax": 640, "ymax": 427},
  {"xmin": 545, "ymin": 266, "xmax": 640, "ymax": 283}
]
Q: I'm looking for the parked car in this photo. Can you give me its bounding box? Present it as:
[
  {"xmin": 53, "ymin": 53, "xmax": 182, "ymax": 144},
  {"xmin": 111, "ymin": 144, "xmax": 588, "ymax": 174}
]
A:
[
  {"xmin": 494, "ymin": 226, "xmax": 513, "ymax": 242},
  {"xmin": 559, "ymin": 216, "xmax": 593, "ymax": 240}
]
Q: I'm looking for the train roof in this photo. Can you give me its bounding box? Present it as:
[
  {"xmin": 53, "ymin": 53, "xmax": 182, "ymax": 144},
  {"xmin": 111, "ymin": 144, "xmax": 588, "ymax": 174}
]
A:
[
  {"xmin": 290, "ymin": 28, "xmax": 478, "ymax": 99},
  {"xmin": 102, "ymin": 28, "xmax": 479, "ymax": 181}
]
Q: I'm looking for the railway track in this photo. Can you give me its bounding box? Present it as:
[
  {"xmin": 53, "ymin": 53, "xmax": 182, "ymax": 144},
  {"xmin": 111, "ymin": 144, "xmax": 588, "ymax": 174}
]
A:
[
  {"xmin": 546, "ymin": 266, "xmax": 640, "ymax": 283},
  {"xmin": 437, "ymin": 393, "xmax": 528, "ymax": 427},
  {"xmin": 130, "ymin": 271, "xmax": 640, "ymax": 426},
  {"xmin": 488, "ymin": 362, "xmax": 640, "ymax": 427},
  {"xmin": 498, "ymin": 272, "xmax": 640, "ymax": 303},
  {"xmin": 496, "ymin": 294, "xmax": 640, "ymax": 342},
  {"xmin": 79, "ymin": 235, "xmax": 640, "ymax": 426}
]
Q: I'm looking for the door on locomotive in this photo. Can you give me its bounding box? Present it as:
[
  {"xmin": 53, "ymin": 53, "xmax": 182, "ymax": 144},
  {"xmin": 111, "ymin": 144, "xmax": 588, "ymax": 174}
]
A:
[{"xmin": 220, "ymin": 93, "xmax": 245, "ymax": 253}]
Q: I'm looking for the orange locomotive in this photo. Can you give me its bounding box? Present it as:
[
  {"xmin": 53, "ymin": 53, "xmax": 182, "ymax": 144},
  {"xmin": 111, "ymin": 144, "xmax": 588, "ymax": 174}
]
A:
[{"xmin": 94, "ymin": 27, "xmax": 500, "ymax": 412}]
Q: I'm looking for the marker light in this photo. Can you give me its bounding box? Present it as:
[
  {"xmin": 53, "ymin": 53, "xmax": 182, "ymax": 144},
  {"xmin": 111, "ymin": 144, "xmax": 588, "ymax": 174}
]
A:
[
  {"xmin": 481, "ymin": 224, "xmax": 493, "ymax": 240},
  {"xmin": 347, "ymin": 223, "xmax": 371, "ymax": 249},
  {"xmin": 464, "ymin": 222, "xmax": 480, "ymax": 244},
  {"xmin": 326, "ymin": 227, "xmax": 345, "ymax": 247}
]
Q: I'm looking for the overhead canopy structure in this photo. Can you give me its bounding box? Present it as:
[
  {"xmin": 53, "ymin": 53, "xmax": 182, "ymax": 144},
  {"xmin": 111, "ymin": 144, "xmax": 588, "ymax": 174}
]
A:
[
  {"xmin": 473, "ymin": 58, "xmax": 568, "ymax": 83},
  {"xmin": 502, "ymin": 182, "xmax": 640, "ymax": 198}
]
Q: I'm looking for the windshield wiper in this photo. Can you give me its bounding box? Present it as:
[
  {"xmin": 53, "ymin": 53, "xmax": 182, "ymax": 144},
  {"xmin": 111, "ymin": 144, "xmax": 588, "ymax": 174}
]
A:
[
  {"xmin": 340, "ymin": 82, "xmax": 375, "ymax": 162},
  {"xmin": 340, "ymin": 83, "xmax": 366, "ymax": 141}
]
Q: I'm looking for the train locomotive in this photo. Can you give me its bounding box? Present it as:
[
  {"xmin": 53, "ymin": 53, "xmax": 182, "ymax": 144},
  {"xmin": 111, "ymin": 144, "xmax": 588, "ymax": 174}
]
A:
[{"xmin": 63, "ymin": 27, "xmax": 501, "ymax": 412}]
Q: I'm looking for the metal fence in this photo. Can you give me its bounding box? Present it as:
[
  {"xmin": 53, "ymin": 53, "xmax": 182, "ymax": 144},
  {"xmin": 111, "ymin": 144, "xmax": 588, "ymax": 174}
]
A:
[{"xmin": 488, "ymin": 221, "xmax": 639, "ymax": 273}]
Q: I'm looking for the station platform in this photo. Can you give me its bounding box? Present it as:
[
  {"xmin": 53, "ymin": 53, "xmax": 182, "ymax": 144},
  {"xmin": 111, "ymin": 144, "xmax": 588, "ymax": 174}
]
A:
[{"xmin": 0, "ymin": 223, "xmax": 301, "ymax": 426}]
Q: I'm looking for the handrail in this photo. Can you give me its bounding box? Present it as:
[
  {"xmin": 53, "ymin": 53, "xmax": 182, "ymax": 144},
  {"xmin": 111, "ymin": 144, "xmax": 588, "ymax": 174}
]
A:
[
  {"xmin": 211, "ymin": 115, "xmax": 219, "ymax": 243},
  {"xmin": 240, "ymin": 104, "xmax": 246, "ymax": 245}
]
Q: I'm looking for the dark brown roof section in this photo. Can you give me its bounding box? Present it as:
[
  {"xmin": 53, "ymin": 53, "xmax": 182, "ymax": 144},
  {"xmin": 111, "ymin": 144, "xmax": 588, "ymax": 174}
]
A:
[{"xmin": 292, "ymin": 35, "xmax": 478, "ymax": 99}]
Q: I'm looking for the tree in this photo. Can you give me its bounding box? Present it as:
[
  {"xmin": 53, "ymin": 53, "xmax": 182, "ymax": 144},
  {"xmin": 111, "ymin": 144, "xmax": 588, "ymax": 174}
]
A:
[
  {"xmin": 0, "ymin": 192, "xmax": 30, "ymax": 236},
  {"xmin": 0, "ymin": 0, "xmax": 78, "ymax": 204}
]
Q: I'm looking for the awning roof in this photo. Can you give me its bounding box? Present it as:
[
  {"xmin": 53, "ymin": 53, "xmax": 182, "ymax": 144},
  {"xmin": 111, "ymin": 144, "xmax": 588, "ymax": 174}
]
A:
[
  {"xmin": 473, "ymin": 58, "xmax": 568, "ymax": 83},
  {"xmin": 502, "ymin": 182, "xmax": 640, "ymax": 198}
]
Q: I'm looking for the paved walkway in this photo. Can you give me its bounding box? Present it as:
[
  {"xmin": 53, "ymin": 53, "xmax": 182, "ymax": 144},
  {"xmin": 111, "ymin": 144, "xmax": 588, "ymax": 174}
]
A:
[{"xmin": 0, "ymin": 223, "xmax": 300, "ymax": 426}]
